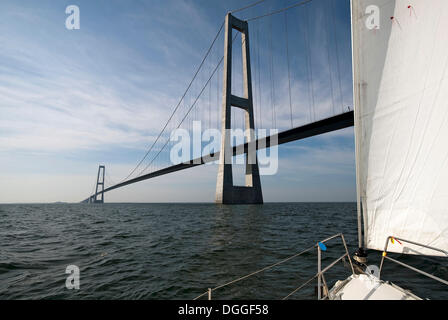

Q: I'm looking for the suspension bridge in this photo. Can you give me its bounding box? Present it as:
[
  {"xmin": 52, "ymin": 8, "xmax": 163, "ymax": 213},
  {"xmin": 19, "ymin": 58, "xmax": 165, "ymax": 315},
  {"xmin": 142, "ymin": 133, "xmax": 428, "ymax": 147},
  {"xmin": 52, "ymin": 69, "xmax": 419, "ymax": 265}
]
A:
[{"xmin": 82, "ymin": 0, "xmax": 354, "ymax": 204}]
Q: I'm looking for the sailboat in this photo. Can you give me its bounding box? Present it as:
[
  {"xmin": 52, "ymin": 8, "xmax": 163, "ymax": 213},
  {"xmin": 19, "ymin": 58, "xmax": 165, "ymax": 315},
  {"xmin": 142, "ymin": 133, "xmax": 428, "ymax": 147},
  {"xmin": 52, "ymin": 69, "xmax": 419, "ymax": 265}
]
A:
[
  {"xmin": 193, "ymin": 0, "xmax": 448, "ymax": 300},
  {"xmin": 326, "ymin": 0, "xmax": 448, "ymax": 300}
]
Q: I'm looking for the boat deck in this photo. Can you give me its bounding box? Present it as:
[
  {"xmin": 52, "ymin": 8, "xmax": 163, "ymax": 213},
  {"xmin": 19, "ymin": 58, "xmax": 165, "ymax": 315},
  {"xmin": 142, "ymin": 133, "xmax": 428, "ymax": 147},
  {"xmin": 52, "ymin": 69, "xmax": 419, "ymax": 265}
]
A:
[{"xmin": 329, "ymin": 274, "xmax": 421, "ymax": 300}]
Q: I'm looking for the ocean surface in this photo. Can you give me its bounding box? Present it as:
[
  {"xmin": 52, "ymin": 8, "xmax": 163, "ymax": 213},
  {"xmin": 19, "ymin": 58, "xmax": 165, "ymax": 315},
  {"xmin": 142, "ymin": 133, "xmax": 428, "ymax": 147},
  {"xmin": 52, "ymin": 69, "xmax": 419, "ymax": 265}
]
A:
[{"xmin": 0, "ymin": 203, "xmax": 446, "ymax": 300}]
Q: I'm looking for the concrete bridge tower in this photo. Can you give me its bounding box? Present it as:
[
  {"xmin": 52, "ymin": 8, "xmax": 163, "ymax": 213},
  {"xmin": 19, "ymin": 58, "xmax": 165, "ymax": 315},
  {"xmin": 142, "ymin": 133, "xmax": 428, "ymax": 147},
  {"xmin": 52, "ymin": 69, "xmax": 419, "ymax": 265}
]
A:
[
  {"xmin": 93, "ymin": 165, "xmax": 105, "ymax": 204},
  {"xmin": 215, "ymin": 13, "xmax": 263, "ymax": 204}
]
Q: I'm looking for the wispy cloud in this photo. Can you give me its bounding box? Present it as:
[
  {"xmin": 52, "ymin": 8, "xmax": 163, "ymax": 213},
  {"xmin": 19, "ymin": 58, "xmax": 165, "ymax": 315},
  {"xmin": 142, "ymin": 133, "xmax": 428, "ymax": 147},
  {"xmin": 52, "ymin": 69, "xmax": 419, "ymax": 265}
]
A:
[
  {"xmin": 0, "ymin": 1, "xmax": 213, "ymax": 154},
  {"xmin": 0, "ymin": 0, "xmax": 355, "ymax": 203}
]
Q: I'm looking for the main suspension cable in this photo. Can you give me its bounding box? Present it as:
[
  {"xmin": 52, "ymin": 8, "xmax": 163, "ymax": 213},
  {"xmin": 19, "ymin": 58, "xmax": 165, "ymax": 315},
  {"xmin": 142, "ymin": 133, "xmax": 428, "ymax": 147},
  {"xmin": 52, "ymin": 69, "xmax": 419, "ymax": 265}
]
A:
[
  {"xmin": 231, "ymin": 0, "xmax": 267, "ymax": 14},
  {"xmin": 119, "ymin": 21, "xmax": 225, "ymax": 183},
  {"xmin": 246, "ymin": 0, "xmax": 313, "ymax": 22},
  {"xmin": 137, "ymin": 33, "xmax": 240, "ymax": 177}
]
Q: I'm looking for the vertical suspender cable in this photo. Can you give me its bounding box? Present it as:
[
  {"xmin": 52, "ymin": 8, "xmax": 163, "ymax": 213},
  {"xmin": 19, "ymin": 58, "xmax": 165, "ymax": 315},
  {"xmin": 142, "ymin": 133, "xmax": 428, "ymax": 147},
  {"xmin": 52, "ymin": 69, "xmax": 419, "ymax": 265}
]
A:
[
  {"xmin": 217, "ymin": 48, "xmax": 220, "ymax": 130},
  {"xmin": 284, "ymin": 11, "xmax": 293, "ymax": 128},
  {"xmin": 252, "ymin": 24, "xmax": 258, "ymax": 131},
  {"xmin": 91, "ymin": 174, "xmax": 97, "ymax": 201},
  {"xmin": 119, "ymin": 21, "xmax": 225, "ymax": 183},
  {"xmin": 325, "ymin": 1, "xmax": 336, "ymax": 116},
  {"xmin": 209, "ymin": 72, "xmax": 212, "ymax": 130},
  {"xmin": 304, "ymin": 4, "xmax": 315, "ymax": 122},
  {"xmin": 268, "ymin": 15, "xmax": 276, "ymax": 129},
  {"xmin": 257, "ymin": 20, "xmax": 262, "ymax": 129},
  {"xmin": 331, "ymin": 0, "xmax": 344, "ymax": 113}
]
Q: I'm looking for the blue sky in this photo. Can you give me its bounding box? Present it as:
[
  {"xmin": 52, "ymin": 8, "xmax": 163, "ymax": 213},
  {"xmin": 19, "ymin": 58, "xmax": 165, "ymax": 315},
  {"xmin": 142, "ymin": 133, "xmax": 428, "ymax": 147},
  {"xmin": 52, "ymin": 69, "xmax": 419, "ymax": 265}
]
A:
[{"xmin": 0, "ymin": 0, "xmax": 355, "ymax": 203}]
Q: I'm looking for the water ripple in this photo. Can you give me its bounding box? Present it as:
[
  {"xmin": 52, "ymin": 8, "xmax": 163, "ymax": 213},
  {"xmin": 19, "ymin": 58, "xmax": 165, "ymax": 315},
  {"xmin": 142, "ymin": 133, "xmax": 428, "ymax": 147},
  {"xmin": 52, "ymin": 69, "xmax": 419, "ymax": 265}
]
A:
[{"xmin": 0, "ymin": 203, "xmax": 446, "ymax": 299}]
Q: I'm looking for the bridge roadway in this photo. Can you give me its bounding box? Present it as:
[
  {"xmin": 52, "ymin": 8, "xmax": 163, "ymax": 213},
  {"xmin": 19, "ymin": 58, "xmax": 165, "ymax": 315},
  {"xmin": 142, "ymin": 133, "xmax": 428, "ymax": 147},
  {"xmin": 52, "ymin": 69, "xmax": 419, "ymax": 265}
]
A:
[{"xmin": 82, "ymin": 111, "xmax": 354, "ymax": 202}]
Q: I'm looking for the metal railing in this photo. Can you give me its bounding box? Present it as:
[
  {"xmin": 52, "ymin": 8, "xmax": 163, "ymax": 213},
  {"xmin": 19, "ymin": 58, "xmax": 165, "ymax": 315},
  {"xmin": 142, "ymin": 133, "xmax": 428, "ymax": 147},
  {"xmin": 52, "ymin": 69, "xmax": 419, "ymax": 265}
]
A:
[
  {"xmin": 193, "ymin": 233, "xmax": 355, "ymax": 300},
  {"xmin": 379, "ymin": 236, "xmax": 448, "ymax": 287},
  {"xmin": 316, "ymin": 233, "xmax": 354, "ymax": 300}
]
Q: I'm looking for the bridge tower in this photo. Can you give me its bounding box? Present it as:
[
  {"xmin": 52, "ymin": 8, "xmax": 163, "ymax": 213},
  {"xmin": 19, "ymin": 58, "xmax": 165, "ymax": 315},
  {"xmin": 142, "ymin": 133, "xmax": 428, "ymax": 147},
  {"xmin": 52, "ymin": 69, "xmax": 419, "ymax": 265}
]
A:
[
  {"xmin": 93, "ymin": 165, "xmax": 105, "ymax": 204},
  {"xmin": 215, "ymin": 13, "xmax": 263, "ymax": 204}
]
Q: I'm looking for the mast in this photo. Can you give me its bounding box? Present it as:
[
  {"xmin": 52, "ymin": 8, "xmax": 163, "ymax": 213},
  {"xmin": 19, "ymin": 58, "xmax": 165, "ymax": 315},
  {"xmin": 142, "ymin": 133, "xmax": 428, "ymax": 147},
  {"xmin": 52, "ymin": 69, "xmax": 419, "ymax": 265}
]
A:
[{"xmin": 350, "ymin": 0, "xmax": 363, "ymax": 250}]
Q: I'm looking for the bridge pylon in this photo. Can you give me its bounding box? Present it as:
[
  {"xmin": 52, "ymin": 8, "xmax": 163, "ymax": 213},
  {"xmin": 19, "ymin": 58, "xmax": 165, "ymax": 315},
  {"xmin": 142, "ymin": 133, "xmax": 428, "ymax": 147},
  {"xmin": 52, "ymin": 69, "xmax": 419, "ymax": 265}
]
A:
[
  {"xmin": 215, "ymin": 13, "xmax": 263, "ymax": 204},
  {"xmin": 93, "ymin": 165, "xmax": 105, "ymax": 204}
]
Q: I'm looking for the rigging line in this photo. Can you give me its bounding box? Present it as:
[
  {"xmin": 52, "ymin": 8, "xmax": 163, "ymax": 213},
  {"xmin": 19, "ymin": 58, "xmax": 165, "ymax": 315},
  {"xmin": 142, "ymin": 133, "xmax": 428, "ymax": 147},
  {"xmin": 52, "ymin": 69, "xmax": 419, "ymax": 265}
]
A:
[
  {"xmin": 325, "ymin": 1, "xmax": 336, "ymax": 116},
  {"xmin": 211, "ymin": 244, "xmax": 316, "ymax": 292},
  {"xmin": 331, "ymin": 0, "xmax": 344, "ymax": 113},
  {"xmin": 282, "ymin": 274, "xmax": 318, "ymax": 300},
  {"xmin": 284, "ymin": 11, "xmax": 293, "ymax": 128},
  {"xmin": 193, "ymin": 244, "xmax": 317, "ymax": 300},
  {"xmin": 137, "ymin": 33, "xmax": 240, "ymax": 177},
  {"xmin": 119, "ymin": 20, "xmax": 225, "ymax": 183},
  {"xmin": 246, "ymin": 0, "xmax": 313, "ymax": 22},
  {"xmin": 231, "ymin": 0, "xmax": 266, "ymax": 14}
]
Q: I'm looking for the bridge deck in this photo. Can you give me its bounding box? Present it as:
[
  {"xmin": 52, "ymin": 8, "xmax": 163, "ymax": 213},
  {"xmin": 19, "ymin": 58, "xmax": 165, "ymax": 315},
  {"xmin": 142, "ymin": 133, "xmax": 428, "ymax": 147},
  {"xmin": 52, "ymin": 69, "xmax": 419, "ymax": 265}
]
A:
[{"xmin": 82, "ymin": 111, "xmax": 354, "ymax": 202}]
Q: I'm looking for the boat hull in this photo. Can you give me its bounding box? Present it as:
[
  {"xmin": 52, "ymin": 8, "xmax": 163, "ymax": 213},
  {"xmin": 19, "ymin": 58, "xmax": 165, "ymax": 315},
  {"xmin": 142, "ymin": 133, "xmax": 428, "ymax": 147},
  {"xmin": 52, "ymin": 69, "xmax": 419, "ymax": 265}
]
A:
[{"xmin": 328, "ymin": 274, "xmax": 421, "ymax": 300}]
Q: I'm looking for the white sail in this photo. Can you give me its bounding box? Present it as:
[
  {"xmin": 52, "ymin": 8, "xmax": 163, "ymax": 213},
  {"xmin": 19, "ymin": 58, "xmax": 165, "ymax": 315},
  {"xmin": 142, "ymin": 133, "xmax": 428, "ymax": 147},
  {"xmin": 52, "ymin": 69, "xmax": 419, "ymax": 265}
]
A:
[{"xmin": 351, "ymin": 0, "xmax": 448, "ymax": 256}]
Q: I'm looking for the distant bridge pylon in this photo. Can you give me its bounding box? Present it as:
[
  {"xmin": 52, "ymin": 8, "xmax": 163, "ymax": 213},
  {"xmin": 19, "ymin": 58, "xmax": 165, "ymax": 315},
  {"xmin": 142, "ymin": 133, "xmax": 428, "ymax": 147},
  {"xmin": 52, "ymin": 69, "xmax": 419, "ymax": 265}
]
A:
[{"xmin": 86, "ymin": 165, "xmax": 105, "ymax": 204}]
